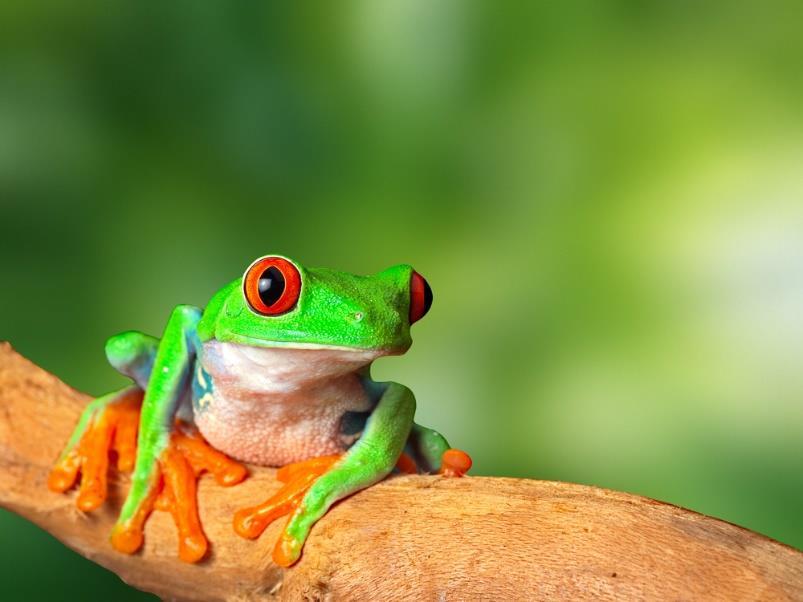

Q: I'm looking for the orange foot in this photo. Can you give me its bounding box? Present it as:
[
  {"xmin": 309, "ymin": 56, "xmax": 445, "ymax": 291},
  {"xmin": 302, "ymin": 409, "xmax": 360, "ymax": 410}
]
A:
[
  {"xmin": 233, "ymin": 454, "xmax": 341, "ymax": 566},
  {"xmin": 110, "ymin": 422, "xmax": 248, "ymax": 562},
  {"xmin": 49, "ymin": 391, "xmax": 247, "ymax": 563},
  {"xmin": 48, "ymin": 389, "xmax": 143, "ymax": 510},
  {"xmin": 232, "ymin": 449, "xmax": 472, "ymax": 567}
]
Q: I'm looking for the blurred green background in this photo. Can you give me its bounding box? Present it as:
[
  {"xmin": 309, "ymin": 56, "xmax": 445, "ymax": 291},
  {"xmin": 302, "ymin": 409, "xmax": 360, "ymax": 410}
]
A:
[{"xmin": 2, "ymin": 1, "xmax": 802, "ymax": 599}]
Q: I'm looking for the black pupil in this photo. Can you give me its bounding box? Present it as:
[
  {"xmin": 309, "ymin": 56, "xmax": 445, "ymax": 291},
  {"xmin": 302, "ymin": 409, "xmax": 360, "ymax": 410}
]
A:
[
  {"xmin": 258, "ymin": 266, "xmax": 285, "ymax": 306},
  {"xmin": 422, "ymin": 278, "xmax": 433, "ymax": 316}
]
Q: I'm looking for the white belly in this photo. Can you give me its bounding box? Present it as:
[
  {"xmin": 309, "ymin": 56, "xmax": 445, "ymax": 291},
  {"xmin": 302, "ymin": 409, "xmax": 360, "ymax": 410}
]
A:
[{"xmin": 193, "ymin": 340, "xmax": 377, "ymax": 466}]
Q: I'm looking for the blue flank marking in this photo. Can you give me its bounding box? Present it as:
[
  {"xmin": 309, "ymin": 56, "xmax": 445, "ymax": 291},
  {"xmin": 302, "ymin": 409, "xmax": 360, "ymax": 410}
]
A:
[{"xmin": 191, "ymin": 360, "xmax": 215, "ymax": 414}]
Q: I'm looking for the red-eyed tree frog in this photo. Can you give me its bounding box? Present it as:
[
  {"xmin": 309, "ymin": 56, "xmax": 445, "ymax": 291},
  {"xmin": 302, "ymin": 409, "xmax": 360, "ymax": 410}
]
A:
[{"xmin": 49, "ymin": 256, "xmax": 471, "ymax": 567}]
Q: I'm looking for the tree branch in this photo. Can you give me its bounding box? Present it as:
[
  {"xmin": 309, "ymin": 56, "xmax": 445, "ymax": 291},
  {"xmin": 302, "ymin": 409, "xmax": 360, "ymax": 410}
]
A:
[{"xmin": 0, "ymin": 342, "xmax": 801, "ymax": 600}]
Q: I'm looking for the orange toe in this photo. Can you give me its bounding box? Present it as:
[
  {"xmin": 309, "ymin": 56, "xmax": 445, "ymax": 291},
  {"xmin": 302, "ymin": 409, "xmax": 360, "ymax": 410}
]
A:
[
  {"xmin": 48, "ymin": 451, "xmax": 81, "ymax": 493},
  {"xmin": 111, "ymin": 523, "xmax": 146, "ymax": 555},
  {"xmin": 75, "ymin": 408, "xmax": 115, "ymax": 510},
  {"xmin": 216, "ymin": 462, "xmax": 249, "ymax": 486},
  {"xmin": 233, "ymin": 470, "xmax": 319, "ymax": 539},
  {"xmin": 395, "ymin": 452, "xmax": 418, "ymax": 475},
  {"xmin": 159, "ymin": 432, "xmax": 209, "ymax": 563},
  {"xmin": 178, "ymin": 532, "xmax": 208, "ymax": 564},
  {"xmin": 112, "ymin": 399, "xmax": 140, "ymax": 472},
  {"xmin": 275, "ymin": 454, "xmax": 340, "ymax": 483},
  {"xmin": 272, "ymin": 526, "xmax": 302, "ymax": 568},
  {"xmin": 173, "ymin": 427, "xmax": 248, "ymax": 486},
  {"xmin": 439, "ymin": 448, "xmax": 473, "ymax": 477}
]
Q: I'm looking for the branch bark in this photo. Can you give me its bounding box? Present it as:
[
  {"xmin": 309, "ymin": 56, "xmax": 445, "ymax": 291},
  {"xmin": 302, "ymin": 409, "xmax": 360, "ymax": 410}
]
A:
[{"xmin": 0, "ymin": 342, "xmax": 801, "ymax": 601}]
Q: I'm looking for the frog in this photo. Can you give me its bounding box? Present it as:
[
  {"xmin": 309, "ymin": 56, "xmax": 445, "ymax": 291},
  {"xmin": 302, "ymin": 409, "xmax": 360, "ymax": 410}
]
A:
[{"xmin": 48, "ymin": 255, "xmax": 472, "ymax": 567}]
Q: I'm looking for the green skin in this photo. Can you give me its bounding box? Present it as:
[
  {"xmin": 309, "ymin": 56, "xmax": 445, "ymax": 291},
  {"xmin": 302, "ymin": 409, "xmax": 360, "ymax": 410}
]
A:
[{"xmin": 59, "ymin": 256, "xmax": 453, "ymax": 564}]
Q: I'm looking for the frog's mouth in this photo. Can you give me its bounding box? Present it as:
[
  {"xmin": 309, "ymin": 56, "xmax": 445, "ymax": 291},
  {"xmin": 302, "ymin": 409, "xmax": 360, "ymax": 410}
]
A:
[
  {"xmin": 229, "ymin": 343, "xmax": 386, "ymax": 365},
  {"xmin": 219, "ymin": 333, "xmax": 408, "ymax": 358},
  {"xmin": 201, "ymin": 340, "xmax": 390, "ymax": 386}
]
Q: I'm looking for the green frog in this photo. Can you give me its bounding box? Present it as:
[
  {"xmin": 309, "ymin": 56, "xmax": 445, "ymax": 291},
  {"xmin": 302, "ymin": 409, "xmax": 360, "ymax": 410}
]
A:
[{"xmin": 49, "ymin": 255, "xmax": 471, "ymax": 567}]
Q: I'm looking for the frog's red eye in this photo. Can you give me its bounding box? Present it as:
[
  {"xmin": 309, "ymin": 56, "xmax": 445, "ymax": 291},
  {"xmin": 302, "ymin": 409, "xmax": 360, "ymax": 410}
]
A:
[
  {"xmin": 243, "ymin": 256, "xmax": 301, "ymax": 316},
  {"xmin": 409, "ymin": 271, "xmax": 433, "ymax": 324}
]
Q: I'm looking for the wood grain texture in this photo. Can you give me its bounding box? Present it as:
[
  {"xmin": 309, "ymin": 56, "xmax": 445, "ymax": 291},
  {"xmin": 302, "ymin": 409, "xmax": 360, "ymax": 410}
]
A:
[{"xmin": 0, "ymin": 342, "xmax": 801, "ymax": 601}]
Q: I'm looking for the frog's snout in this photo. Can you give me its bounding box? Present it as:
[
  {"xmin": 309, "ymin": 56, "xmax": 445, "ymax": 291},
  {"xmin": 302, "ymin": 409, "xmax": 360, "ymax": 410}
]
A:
[{"xmin": 345, "ymin": 301, "xmax": 408, "ymax": 351}]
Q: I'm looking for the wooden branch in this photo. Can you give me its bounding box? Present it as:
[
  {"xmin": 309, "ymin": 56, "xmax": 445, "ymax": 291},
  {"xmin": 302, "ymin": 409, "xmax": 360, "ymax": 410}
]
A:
[{"xmin": 0, "ymin": 342, "xmax": 801, "ymax": 601}]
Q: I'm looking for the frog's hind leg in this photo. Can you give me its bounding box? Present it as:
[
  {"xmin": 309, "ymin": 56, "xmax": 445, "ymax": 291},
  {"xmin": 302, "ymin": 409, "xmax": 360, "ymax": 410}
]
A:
[
  {"xmin": 48, "ymin": 386, "xmax": 143, "ymax": 509},
  {"xmin": 405, "ymin": 422, "xmax": 473, "ymax": 477},
  {"xmin": 105, "ymin": 330, "xmax": 160, "ymax": 388},
  {"xmin": 48, "ymin": 331, "xmax": 159, "ymax": 508}
]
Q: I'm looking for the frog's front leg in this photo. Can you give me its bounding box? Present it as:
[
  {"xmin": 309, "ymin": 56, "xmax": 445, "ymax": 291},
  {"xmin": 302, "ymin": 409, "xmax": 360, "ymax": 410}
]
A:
[
  {"xmin": 108, "ymin": 305, "xmax": 247, "ymax": 563},
  {"xmin": 233, "ymin": 382, "xmax": 415, "ymax": 566},
  {"xmin": 269, "ymin": 414, "xmax": 472, "ymax": 567},
  {"xmin": 48, "ymin": 306, "xmax": 246, "ymax": 562},
  {"xmin": 405, "ymin": 422, "xmax": 473, "ymax": 477}
]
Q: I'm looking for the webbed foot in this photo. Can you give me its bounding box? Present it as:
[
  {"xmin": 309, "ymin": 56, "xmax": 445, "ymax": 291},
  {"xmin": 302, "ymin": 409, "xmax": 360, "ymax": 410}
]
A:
[
  {"xmin": 49, "ymin": 390, "xmax": 247, "ymax": 563},
  {"xmin": 110, "ymin": 421, "xmax": 248, "ymax": 562},
  {"xmin": 232, "ymin": 449, "xmax": 470, "ymax": 568},
  {"xmin": 233, "ymin": 454, "xmax": 341, "ymax": 566},
  {"xmin": 48, "ymin": 387, "xmax": 143, "ymax": 510}
]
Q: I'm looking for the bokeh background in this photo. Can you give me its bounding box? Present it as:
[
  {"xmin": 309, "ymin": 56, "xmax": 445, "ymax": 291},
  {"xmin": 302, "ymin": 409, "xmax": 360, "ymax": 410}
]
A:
[{"xmin": 2, "ymin": 1, "xmax": 802, "ymax": 599}]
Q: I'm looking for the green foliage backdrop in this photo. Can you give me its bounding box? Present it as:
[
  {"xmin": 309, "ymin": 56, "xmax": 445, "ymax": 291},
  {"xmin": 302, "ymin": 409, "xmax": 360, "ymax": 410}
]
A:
[{"xmin": 1, "ymin": 2, "xmax": 802, "ymax": 599}]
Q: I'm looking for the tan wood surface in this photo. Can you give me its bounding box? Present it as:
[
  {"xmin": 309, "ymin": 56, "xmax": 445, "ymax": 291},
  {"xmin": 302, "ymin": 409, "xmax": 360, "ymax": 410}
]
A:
[{"xmin": 0, "ymin": 342, "xmax": 801, "ymax": 601}]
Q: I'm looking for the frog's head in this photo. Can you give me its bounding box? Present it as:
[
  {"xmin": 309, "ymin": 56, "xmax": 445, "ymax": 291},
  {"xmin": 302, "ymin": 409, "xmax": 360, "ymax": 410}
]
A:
[{"xmin": 197, "ymin": 255, "xmax": 433, "ymax": 355}]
